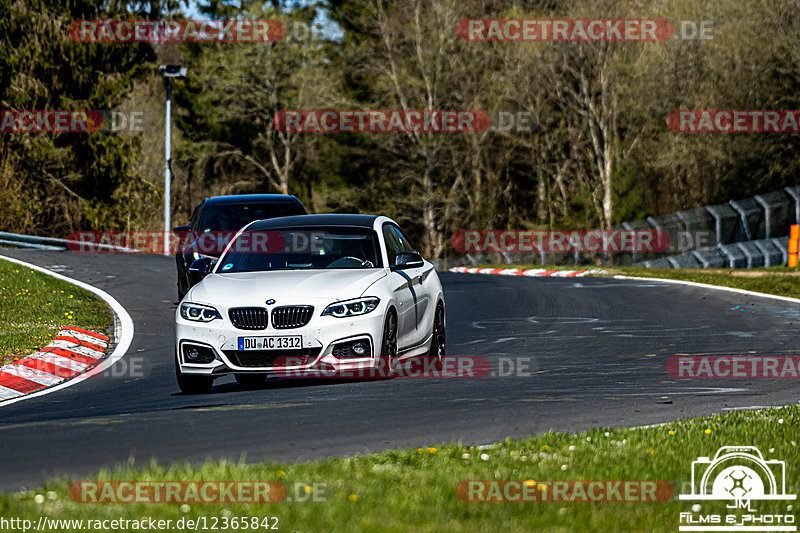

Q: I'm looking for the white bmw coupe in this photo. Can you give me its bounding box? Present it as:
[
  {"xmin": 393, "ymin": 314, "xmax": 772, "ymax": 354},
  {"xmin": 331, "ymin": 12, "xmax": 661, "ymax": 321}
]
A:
[{"xmin": 175, "ymin": 214, "xmax": 445, "ymax": 394}]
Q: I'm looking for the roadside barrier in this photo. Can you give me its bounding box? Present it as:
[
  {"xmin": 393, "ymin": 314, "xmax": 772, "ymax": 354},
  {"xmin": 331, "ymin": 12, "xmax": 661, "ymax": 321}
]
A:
[{"xmin": 0, "ymin": 231, "xmax": 137, "ymax": 252}]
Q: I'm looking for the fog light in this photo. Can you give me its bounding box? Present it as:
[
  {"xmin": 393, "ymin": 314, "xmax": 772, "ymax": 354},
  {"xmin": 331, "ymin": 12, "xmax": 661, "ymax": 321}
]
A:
[
  {"xmin": 332, "ymin": 339, "xmax": 371, "ymax": 358},
  {"xmin": 182, "ymin": 344, "xmax": 216, "ymax": 364}
]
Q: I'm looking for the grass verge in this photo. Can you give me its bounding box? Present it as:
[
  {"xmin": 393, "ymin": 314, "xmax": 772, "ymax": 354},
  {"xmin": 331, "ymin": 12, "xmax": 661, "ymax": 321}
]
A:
[
  {"xmin": 1, "ymin": 407, "xmax": 796, "ymax": 532},
  {"xmin": 0, "ymin": 258, "xmax": 112, "ymax": 364}
]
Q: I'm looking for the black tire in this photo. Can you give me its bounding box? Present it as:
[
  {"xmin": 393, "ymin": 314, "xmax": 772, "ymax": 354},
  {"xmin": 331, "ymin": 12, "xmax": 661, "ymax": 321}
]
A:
[
  {"xmin": 429, "ymin": 302, "xmax": 446, "ymax": 368},
  {"xmin": 380, "ymin": 311, "xmax": 398, "ymax": 377},
  {"xmin": 235, "ymin": 373, "xmax": 267, "ymax": 389},
  {"xmin": 175, "ymin": 357, "xmax": 213, "ymax": 394}
]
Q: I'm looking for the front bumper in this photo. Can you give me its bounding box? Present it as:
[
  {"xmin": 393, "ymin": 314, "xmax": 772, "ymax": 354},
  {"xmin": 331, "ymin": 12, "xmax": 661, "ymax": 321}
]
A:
[{"xmin": 176, "ymin": 306, "xmax": 385, "ymax": 377}]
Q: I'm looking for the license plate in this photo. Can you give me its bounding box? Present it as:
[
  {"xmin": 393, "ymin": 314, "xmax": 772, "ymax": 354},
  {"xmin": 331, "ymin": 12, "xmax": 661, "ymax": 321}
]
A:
[{"xmin": 238, "ymin": 336, "xmax": 302, "ymax": 351}]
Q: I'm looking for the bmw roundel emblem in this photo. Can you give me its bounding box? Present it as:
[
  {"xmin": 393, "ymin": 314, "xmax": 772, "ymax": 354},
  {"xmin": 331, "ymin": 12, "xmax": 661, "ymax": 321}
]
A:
[{"xmin": 266, "ymin": 299, "xmax": 276, "ymax": 305}]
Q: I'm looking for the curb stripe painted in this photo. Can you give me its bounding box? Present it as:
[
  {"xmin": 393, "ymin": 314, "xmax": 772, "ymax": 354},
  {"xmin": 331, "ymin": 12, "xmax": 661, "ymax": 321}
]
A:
[
  {"xmin": 18, "ymin": 359, "xmax": 80, "ymax": 378},
  {"xmin": 47, "ymin": 339, "xmax": 104, "ymax": 358},
  {"xmin": 53, "ymin": 335, "xmax": 105, "ymax": 352},
  {"xmin": 29, "ymin": 353, "xmax": 89, "ymax": 371},
  {"xmin": 0, "ymin": 361, "xmax": 70, "ymax": 386},
  {"xmin": 0, "ymin": 373, "xmax": 47, "ymax": 393},
  {"xmin": 0, "ymin": 385, "xmax": 23, "ymax": 400},
  {"xmin": 448, "ymin": 266, "xmax": 605, "ymax": 277},
  {"xmin": 61, "ymin": 325, "xmax": 109, "ymax": 341},
  {"xmin": 55, "ymin": 330, "xmax": 108, "ymax": 346},
  {"xmin": 0, "ymin": 254, "xmax": 134, "ymax": 408},
  {"xmin": 0, "ymin": 328, "xmax": 107, "ymax": 393},
  {"xmin": 41, "ymin": 347, "xmax": 101, "ymax": 366}
]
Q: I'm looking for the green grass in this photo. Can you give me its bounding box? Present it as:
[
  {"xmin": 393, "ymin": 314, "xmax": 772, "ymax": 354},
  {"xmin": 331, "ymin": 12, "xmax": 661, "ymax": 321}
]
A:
[
  {"xmin": 0, "ymin": 258, "xmax": 112, "ymax": 363},
  {"xmin": 1, "ymin": 407, "xmax": 796, "ymax": 532}
]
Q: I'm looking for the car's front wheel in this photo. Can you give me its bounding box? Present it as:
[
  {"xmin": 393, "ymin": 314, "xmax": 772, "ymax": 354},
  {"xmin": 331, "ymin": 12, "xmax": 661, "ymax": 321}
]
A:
[
  {"xmin": 380, "ymin": 311, "xmax": 398, "ymax": 376},
  {"xmin": 175, "ymin": 358, "xmax": 213, "ymax": 394}
]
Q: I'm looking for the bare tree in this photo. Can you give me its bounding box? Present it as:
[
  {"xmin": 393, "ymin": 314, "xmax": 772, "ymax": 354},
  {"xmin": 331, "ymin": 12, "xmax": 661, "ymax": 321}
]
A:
[
  {"xmin": 361, "ymin": 0, "xmax": 466, "ymax": 257},
  {"xmin": 181, "ymin": 9, "xmax": 342, "ymax": 198}
]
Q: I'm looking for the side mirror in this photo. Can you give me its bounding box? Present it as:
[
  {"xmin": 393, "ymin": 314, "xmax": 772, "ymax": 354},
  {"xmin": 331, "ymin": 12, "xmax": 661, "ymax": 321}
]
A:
[
  {"xmin": 173, "ymin": 226, "xmax": 192, "ymax": 253},
  {"xmin": 188, "ymin": 257, "xmax": 215, "ymax": 284},
  {"xmin": 391, "ymin": 251, "xmax": 424, "ymax": 271}
]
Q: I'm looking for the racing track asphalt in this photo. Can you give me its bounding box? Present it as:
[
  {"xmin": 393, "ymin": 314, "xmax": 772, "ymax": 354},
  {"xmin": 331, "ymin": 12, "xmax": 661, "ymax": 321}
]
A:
[{"xmin": 0, "ymin": 249, "xmax": 799, "ymax": 490}]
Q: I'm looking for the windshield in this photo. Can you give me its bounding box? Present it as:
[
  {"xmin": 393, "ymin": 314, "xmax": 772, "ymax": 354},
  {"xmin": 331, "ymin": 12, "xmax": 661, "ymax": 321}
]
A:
[
  {"xmin": 216, "ymin": 226, "xmax": 383, "ymax": 272},
  {"xmin": 199, "ymin": 202, "xmax": 305, "ymax": 232}
]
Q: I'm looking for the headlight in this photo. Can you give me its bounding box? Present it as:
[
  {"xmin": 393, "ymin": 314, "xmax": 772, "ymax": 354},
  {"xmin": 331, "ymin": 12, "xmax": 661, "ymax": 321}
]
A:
[
  {"xmin": 180, "ymin": 302, "xmax": 222, "ymax": 322},
  {"xmin": 322, "ymin": 297, "xmax": 380, "ymax": 318}
]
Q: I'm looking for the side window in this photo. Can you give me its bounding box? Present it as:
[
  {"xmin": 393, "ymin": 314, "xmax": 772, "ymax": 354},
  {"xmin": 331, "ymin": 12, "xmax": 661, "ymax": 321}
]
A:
[
  {"xmin": 392, "ymin": 226, "xmax": 417, "ymax": 254},
  {"xmin": 382, "ymin": 224, "xmax": 404, "ymax": 266},
  {"xmin": 189, "ymin": 203, "xmax": 202, "ymax": 230}
]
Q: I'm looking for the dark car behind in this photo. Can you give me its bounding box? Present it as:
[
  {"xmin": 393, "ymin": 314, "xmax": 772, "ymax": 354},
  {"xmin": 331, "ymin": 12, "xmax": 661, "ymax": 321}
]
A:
[{"xmin": 174, "ymin": 194, "xmax": 307, "ymax": 299}]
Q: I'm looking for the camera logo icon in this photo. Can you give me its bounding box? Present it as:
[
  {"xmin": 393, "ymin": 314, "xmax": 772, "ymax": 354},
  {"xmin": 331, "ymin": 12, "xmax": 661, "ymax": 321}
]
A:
[{"xmin": 680, "ymin": 446, "xmax": 795, "ymax": 502}]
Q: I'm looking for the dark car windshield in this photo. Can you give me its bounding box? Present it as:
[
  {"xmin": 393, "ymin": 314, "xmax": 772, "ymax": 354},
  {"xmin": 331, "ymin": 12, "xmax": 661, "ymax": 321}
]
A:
[
  {"xmin": 217, "ymin": 226, "xmax": 383, "ymax": 272},
  {"xmin": 199, "ymin": 202, "xmax": 305, "ymax": 232}
]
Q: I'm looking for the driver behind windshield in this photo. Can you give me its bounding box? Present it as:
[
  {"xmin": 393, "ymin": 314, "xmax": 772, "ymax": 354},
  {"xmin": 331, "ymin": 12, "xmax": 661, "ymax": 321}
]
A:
[{"xmin": 217, "ymin": 227, "xmax": 381, "ymax": 272}]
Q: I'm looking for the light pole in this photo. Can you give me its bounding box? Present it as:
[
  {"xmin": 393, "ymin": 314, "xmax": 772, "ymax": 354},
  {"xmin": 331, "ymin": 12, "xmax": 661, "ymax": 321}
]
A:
[{"xmin": 160, "ymin": 64, "xmax": 187, "ymax": 256}]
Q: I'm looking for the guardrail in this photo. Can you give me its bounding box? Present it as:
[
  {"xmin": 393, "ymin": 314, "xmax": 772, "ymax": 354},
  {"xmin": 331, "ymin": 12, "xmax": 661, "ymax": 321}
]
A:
[
  {"xmin": 621, "ymin": 186, "xmax": 799, "ymax": 266},
  {"xmin": 0, "ymin": 231, "xmax": 139, "ymax": 253},
  {"xmin": 442, "ymin": 186, "xmax": 800, "ymax": 270},
  {"xmin": 0, "ymin": 232, "xmax": 71, "ymax": 250}
]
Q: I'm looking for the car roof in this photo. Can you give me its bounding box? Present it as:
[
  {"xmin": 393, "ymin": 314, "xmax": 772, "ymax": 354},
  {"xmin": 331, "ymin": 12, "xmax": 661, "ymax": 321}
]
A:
[
  {"xmin": 248, "ymin": 214, "xmax": 381, "ymax": 230},
  {"xmin": 205, "ymin": 194, "xmax": 303, "ymax": 205}
]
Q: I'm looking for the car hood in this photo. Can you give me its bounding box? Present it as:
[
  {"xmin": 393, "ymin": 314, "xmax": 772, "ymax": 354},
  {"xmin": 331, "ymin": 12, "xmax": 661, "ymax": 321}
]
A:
[{"xmin": 187, "ymin": 269, "xmax": 387, "ymax": 307}]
